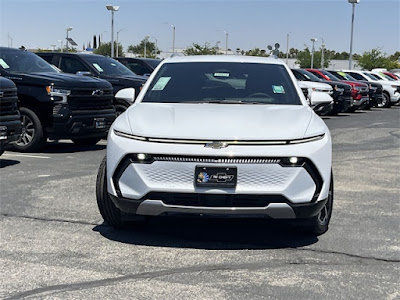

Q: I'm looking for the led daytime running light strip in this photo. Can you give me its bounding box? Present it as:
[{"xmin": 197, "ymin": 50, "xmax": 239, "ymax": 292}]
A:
[{"xmin": 114, "ymin": 129, "xmax": 325, "ymax": 145}]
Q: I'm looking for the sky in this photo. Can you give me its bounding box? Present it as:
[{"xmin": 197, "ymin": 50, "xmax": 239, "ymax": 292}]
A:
[{"xmin": 0, "ymin": 0, "xmax": 399, "ymax": 55}]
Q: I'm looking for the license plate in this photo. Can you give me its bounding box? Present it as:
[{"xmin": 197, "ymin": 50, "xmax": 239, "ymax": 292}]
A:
[
  {"xmin": 195, "ymin": 166, "xmax": 237, "ymax": 188},
  {"xmin": 94, "ymin": 118, "xmax": 106, "ymax": 129}
]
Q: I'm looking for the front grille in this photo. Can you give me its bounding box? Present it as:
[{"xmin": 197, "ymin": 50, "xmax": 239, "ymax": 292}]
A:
[
  {"xmin": 0, "ymin": 87, "xmax": 18, "ymax": 116},
  {"xmin": 153, "ymin": 156, "xmax": 281, "ymax": 164},
  {"xmin": 143, "ymin": 192, "xmax": 287, "ymax": 207},
  {"xmin": 68, "ymin": 88, "xmax": 114, "ymax": 111}
]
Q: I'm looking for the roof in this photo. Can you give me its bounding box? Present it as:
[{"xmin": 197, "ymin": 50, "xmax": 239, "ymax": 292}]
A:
[{"xmin": 162, "ymin": 55, "xmax": 285, "ymax": 65}]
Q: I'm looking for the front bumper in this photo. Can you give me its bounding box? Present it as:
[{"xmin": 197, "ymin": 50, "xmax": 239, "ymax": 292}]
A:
[
  {"xmin": 352, "ymin": 97, "xmax": 369, "ymax": 109},
  {"xmin": 0, "ymin": 115, "xmax": 22, "ymax": 149},
  {"xmin": 106, "ymin": 129, "xmax": 332, "ymax": 219},
  {"xmin": 109, "ymin": 194, "xmax": 328, "ymax": 219},
  {"xmin": 333, "ymin": 95, "xmax": 352, "ymax": 113},
  {"xmin": 47, "ymin": 106, "xmax": 116, "ymax": 140}
]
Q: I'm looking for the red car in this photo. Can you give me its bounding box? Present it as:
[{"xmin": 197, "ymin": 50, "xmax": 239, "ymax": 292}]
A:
[
  {"xmin": 383, "ymin": 72, "xmax": 400, "ymax": 81},
  {"xmin": 306, "ymin": 69, "xmax": 370, "ymax": 110}
]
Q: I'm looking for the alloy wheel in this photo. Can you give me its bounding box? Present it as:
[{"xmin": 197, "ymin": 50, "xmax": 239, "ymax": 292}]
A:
[{"xmin": 16, "ymin": 114, "xmax": 35, "ymax": 146}]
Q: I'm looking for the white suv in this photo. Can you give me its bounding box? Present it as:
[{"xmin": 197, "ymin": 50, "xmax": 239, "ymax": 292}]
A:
[{"xmin": 97, "ymin": 56, "xmax": 333, "ymax": 235}]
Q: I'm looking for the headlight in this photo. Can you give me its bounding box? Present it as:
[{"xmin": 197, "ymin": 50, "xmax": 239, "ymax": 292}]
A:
[
  {"xmin": 312, "ymin": 87, "xmax": 328, "ymax": 92},
  {"xmin": 46, "ymin": 86, "xmax": 71, "ymax": 96}
]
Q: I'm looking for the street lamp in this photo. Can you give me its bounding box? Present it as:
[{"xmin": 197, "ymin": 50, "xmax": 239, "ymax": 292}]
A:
[
  {"xmin": 170, "ymin": 24, "xmax": 175, "ymax": 54},
  {"xmin": 310, "ymin": 38, "xmax": 317, "ymax": 69},
  {"xmin": 116, "ymin": 29, "xmax": 125, "ymax": 58},
  {"xmin": 106, "ymin": 4, "xmax": 120, "ymax": 57},
  {"xmin": 348, "ymin": 0, "xmax": 360, "ymax": 69},
  {"xmin": 286, "ymin": 32, "xmax": 291, "ymax": 64},
  {"xmin": 66, "ymin": 27, "xmax": 73, "ymax": 52}
]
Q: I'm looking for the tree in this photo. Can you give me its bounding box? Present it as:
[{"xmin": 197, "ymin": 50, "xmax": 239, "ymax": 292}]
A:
[
  {"xmin": 295, "ymin": 47, "xmax": 330, "ymax": 68},
  {"xmin": 127, "ymin": 38, "xmax": 159, "ymax": 58},
  {"xmin": 245, "ymin": 48, "xmax": 269, "ymax": 57},
  {"xmin": 93, "ymin": 35, "xmax": 97, "ymax": 49},
  {"xmin": 357, "ymin": 48, "xmax": 399, "ymax": 70},
  {"xmin": 93, "ymin": 42, "xmax": 123, "ymax": 57},
  {"xmin": 182, "ymin": 43, "xmax": 219, "ymax": 55}
]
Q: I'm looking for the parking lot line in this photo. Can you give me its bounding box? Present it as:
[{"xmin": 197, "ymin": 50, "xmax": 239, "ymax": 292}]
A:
[{"xmin": 1, "ymin": 153, "xmax": 51, "ymax": 159}]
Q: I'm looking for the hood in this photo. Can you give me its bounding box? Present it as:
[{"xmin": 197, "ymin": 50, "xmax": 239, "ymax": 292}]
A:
[
  {"xmin": 297, "ymin": 81, "xmax": 332, "ymax": 91},
  {"xmin": 15, "ymin": 72, "xmax": 112, "ymax": 89},
  {"xmin": 125, "ymin": 103, "xmax": 315, "ymax": 140}
]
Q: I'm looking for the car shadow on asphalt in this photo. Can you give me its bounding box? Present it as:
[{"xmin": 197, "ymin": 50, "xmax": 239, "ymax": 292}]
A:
[
  {"xmin": 92, "ymin": 217, "xmax": 318, "ymax": 250},
  {"xmin": 0, "ymin": 158, "xmax": 20, "ymax": 168},
  {"xmin": 6, "ymin": 142, "xmax": 106, "ymax": 154}
]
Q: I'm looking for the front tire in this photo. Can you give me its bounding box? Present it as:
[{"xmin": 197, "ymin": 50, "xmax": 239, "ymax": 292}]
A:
[
  {"xmin": 12, "ymin": 107, "xmax": 46, "ymax": 152},
  {"xmin": 299, "ymin": 173, "xmax": 334, "ymax": 236},
  {"xmin": 379, "ymin": 92, "xmax": 391, "ymax": 108},
  {"xmin": 96, "ymin": 156, "xmax": 124, "ymax": 228}
]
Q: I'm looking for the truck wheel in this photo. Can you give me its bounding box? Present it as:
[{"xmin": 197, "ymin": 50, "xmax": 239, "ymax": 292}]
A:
[
  {"xmin": 298, "ymin": 173, "xmax": 333, "ymax": 236},
  {"xmin": 72, "ymin": 138, "xmax": 101, "ymax": 146},
  {"xmin": 96, "ymin": 156, "xmax": 124, "ymax": 228},
  {"xmin": 115, "ymin": 104, "xmax": 128, "ymax": 117},
  {"xmin": 12, "ymin": 107, "xmax": 46, "ymax": 152},
  {"xmin": 379, "ymin": 92, "xmax": 391, "ymax": 108}
]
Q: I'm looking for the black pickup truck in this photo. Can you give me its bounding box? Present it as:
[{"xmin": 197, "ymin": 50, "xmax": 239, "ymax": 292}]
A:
[
  {"xmin": 36, "ymin": 52, "xmax": 147, "ymax": 115},
  {"xmin": 0, "ymin": 77, "xmax": 21, "ymax": 155},
  {"xmin": 0, "ymin": 47, "xmax": 116, "ymax": 152}
]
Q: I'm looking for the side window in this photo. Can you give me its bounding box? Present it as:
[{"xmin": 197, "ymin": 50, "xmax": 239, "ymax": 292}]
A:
[
  {"xmin": 127, "ymin": 62, "xmax": 149, "ymax": 75},
  {"xmin": 60, "ymin": 57, "xmax": 89, "ymax": 74},
  {"xmin": 349, "ymin": 72, "xmax": 363, "ymax": 80}
]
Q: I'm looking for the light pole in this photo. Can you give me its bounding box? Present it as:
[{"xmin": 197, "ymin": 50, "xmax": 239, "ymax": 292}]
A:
[
  {"xmin": 310, "ymin": 38, "xmax": 317, "ymax": 69},
  {"xmin": 224, "ymin": 30, "xmax": 229, "ymax": 55},
  {"xmin": 116, "ymin": 29, "xmax": 125, "ymax": 57},
  {"xmin": 321, "ymin": 38, "xmax": 325, "ymax": 69},
  {"xmin": 66, "ymin": 27, "xmax": 73, "ymax": 52},
  {"xmin": 144, "ymin": 36, "xmax": 150, "ymax": 58},
  {"xmin": 286, "ymin": 32, "xmax": 290, "ymax": 64},
  {"xmin": 170, "ymin": 24, "xmax": 175, "ymax": 54},
  {"xmin": 106, "ymin": 5, "xmax": 120, "ymax": 57},
  {"xmin": 348, "ymin": 0, "xmax": 360, "ymax": 69}
]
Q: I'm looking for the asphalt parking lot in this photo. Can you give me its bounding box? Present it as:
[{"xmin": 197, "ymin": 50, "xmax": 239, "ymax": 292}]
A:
[{"xmin": 0, "ymin": 107, "xmax": 399, "ymax": 299}]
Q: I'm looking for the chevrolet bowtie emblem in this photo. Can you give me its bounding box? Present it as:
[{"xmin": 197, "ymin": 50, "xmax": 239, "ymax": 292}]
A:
[
  {"xmin": 205, "ymin": 142, "xmax": 228, "ymax": 149},
  {"xmin": 92, "ymin": 90, "xmax": 104, "ymax": 96}
]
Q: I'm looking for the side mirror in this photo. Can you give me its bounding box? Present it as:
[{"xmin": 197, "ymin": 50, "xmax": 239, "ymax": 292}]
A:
[
  {"xmin": 115, "ymin": 87, "xmax": 136, "ymax": 104},
  {"xmin": 76, "ymin": 71, "xmax": 93, "ymax": 76}
]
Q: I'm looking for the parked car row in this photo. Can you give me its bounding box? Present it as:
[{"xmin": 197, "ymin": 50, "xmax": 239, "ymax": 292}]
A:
[{"xmin": 291, "ymin": 67, "xmax": 400, "ymax": 115}]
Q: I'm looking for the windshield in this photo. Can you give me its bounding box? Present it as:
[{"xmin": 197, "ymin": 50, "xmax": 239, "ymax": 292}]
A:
[
  {"xmin": 143, "ymin": 59, "xmax": 161, "ymax": 69},
  {"xmin": 294, "ymin": 69, "xmax": 321, "ymax": 81},
  {"xmin": 83, "ymin": 55, "xmax": 135, "ymax": 76},
  {"xmin": 335, "ymin": 71, "xmax": 357, "ymax": 81},
  {"xmin": 363, "ymin": 72, "xmax": 380, "ymax": 80},
  {"xmin": 142, "ymin": 62, "xmax": 301, "ymax": 105},
  {"xmin": 320, "ymin": 70, "xmax": 340, "ymax": 81},
  {"xmin": 0, "ymin": 49, "xmax": 57, "ymax": 73}
]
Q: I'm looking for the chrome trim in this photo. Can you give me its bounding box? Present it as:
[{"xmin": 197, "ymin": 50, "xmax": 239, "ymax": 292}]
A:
[
  {"xmin": 114, "ymin": 130, "xmax": 147, "ymax": 141},
  {"xmin": 135, "ymin": 200, "xmax": 296, "ymax": 218},
  {"xmin": 152, "ymin": 156, "xmax": 281, "ymax": 164},
  {"xmin": 114, "ymin": 129, "xmax": 325, "ymax": 146}
]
